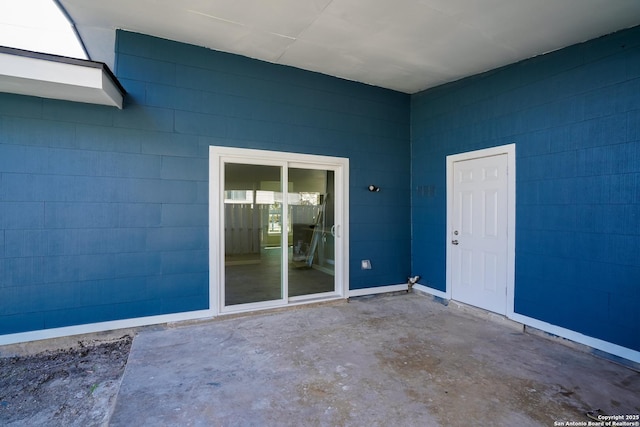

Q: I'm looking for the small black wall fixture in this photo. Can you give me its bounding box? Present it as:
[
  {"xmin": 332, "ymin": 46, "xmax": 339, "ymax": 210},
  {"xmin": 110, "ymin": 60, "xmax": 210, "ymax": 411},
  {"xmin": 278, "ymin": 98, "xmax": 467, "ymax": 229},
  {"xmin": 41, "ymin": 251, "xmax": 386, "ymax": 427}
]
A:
[{"xmin": 368, "ymin": 185, "xmax": 380, "ymax": 192}]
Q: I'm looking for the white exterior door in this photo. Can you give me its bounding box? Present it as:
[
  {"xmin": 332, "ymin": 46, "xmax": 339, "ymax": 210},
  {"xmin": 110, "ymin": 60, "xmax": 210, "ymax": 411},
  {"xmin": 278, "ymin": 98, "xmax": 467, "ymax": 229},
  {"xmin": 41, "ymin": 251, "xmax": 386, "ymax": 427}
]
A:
[{"xmin": 450, "ymin": 153, "xmax": 509, "ymax": 315}]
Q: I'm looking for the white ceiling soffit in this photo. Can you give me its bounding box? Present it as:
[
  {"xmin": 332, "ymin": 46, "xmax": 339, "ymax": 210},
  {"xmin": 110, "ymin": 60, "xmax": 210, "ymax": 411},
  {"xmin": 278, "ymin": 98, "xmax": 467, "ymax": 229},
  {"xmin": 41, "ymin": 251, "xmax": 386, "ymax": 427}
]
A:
[
  {"xmin": 0, "ymin": 47, "xmax": 125, "ymax": 108},
  {"xmin": 59, "ymin": 0, "xmax": 640, "ymax": 94}
]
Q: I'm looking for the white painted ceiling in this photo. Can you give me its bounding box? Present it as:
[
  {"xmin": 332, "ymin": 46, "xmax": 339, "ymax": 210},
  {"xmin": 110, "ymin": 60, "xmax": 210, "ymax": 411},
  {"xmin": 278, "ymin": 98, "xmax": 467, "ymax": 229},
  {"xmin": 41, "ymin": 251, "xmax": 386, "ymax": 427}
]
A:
[{"xmin": 59, "ymin": 0, "xmax": 640, "ymax": 93}]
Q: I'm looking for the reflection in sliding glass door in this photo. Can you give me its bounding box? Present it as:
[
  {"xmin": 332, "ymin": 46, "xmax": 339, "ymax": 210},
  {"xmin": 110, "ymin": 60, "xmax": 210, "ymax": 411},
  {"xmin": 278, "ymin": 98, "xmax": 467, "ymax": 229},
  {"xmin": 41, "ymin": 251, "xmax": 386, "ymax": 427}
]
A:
[
  {"xmin": 288, "ymin": 168, "xmax": 335, "ymax": 298},
  {"xmin": 223, "ymin": 163, "xmax": 283, "ymax": 306}
]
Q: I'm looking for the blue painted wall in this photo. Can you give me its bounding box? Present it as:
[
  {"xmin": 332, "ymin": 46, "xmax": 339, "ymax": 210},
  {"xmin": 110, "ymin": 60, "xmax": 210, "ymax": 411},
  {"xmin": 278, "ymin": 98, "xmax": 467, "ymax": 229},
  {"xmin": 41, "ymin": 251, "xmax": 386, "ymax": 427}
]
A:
[
  {"xmin": 3, "ymin": 25, "xmax": 637, "ymax": 354},
  {"xmin": 411, "ymin": 26, "xmax": 640, "ymax": 351},
  {"xmin": 0, "ymin": 31, "xmax": 411, "ymax": 335}
]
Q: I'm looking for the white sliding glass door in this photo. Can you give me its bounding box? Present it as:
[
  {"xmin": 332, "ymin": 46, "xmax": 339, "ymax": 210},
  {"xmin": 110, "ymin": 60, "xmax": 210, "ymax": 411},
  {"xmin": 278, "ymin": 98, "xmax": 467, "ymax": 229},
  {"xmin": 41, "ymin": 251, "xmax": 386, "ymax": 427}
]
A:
[{"xmin": 209, "ymin": 147, "xmax": 349, "ymax": 315}]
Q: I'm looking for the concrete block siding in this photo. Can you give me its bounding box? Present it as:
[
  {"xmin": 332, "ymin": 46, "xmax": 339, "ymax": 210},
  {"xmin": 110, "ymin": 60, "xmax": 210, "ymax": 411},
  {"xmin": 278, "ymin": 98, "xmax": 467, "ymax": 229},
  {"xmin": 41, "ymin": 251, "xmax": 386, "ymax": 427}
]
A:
[
  {"xmin": 411, "ymin": 26, "xmax": 640, "ymax": 351},
  {"xmin": 0, "ymin": 30, "xmax": 411, "ymax": 335}
]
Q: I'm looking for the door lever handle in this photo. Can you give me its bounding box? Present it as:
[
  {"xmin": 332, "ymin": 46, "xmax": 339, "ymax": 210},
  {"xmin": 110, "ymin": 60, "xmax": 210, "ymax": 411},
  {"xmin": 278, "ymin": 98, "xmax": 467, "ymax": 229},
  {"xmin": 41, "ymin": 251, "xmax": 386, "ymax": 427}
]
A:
[{"xmin": 452, "ymin": 240, "xmax": 459, "ymax": 245}]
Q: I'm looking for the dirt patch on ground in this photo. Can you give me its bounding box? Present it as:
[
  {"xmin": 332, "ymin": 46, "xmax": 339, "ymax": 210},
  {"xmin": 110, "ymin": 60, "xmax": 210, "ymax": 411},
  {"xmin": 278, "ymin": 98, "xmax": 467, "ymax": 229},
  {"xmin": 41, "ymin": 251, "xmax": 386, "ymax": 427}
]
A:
[{"xmin": 0, "ymin": 335, "xmax": 132, "ymax": 427}]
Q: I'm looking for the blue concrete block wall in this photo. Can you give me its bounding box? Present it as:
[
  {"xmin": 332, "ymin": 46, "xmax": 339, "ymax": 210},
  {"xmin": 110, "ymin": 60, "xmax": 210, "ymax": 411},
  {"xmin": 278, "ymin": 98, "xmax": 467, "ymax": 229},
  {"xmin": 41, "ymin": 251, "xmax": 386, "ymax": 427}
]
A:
[
  {"xmin": 411, "ymin": 26, "xmax": 640, "ymax": 351},
  {"xmin": 0, "ymin": 31, "xmax": 410, "ymax": 335}
]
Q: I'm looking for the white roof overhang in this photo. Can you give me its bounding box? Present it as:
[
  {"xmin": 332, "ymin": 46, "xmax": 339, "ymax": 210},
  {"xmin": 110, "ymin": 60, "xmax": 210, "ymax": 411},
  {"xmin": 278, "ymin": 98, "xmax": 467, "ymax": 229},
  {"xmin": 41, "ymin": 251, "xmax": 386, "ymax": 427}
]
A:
[{"xmin": 0, "ymin": 46, "xmax": 125, "ymax": 109}]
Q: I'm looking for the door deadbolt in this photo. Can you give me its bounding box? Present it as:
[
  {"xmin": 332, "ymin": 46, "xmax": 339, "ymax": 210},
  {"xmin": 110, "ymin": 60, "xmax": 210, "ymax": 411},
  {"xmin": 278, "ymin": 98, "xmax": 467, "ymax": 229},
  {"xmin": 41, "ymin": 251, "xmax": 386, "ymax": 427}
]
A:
[{"xmin": 453, "ymin": 230, "xmax": 459, "ymax": 235}]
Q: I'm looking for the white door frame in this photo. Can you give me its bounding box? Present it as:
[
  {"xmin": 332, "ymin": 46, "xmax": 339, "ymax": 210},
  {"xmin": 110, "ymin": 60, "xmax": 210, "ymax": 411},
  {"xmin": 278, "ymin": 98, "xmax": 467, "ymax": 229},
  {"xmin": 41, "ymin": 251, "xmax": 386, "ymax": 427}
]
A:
[
  {"xmin": 209, "ymin": 146, "xmax": 350, "ymax": 316},
  {"xmin": 446, "ymin": 143, "xmax": 516, "ymax": 318}
]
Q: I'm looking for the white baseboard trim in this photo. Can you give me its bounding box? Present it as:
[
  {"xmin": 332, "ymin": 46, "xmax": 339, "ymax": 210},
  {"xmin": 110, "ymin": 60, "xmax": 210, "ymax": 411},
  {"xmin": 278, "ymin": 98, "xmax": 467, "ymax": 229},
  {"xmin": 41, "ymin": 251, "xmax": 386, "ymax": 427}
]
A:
[
  {"xmin": 1, "ymin": 287, "xmax": 380, "ymax": 346},
  {"xmin": 411, "ymin": 284, "xmax": 640, "ymax": 366},
  {"xmin": 509, "ymin": 312, "xmax": 640, "ymax": 365},
  {"xmin": 0, "ymin": 309, "xmax": 213, "ymax": 346},
  {"xmin": 4, "ymin": 287, "xmax": 638, "ymax": 366},
  {"xmin": 348, "ymin": 284, "xmax": 408, "ymax": 298},
  {"xmin": 412, "ymin": 284, "xmax": 448, "ymax": 300}
]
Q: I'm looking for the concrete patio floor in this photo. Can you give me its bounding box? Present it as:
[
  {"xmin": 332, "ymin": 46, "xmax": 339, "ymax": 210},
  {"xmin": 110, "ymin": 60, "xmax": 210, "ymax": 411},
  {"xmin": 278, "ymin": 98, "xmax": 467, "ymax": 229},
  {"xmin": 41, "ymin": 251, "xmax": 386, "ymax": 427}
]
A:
[{"xmin": 109, "ymin": 293, "xmax": 639, "ymax": 426}]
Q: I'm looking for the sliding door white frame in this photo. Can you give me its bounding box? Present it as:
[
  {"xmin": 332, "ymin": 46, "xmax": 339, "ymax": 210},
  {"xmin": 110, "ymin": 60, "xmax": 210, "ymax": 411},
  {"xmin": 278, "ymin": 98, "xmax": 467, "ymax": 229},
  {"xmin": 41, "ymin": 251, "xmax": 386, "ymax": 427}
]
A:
[{"xmin": 209, "ymin": 146, "xmax": 349, "ymax": 315}]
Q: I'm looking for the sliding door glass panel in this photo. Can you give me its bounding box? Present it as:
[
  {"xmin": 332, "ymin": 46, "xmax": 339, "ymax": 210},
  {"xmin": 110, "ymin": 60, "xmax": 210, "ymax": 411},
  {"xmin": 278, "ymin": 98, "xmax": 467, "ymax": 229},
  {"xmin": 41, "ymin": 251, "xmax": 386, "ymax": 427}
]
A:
[
  {"xmin": 224, "ymin": 163, "xmax": 283, "ymax": 306},
  {"xmin": 288, "ymin": 168, "xmax": 335, "ymax": 297}
]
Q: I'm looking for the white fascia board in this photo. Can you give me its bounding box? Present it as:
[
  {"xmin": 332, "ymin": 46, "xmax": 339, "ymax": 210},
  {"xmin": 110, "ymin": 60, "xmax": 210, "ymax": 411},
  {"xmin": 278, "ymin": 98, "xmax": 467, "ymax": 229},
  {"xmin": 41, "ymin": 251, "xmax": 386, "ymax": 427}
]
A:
[{"xmin": 0, "ymin": 47, "xmax": 124, "ymax": 109}]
